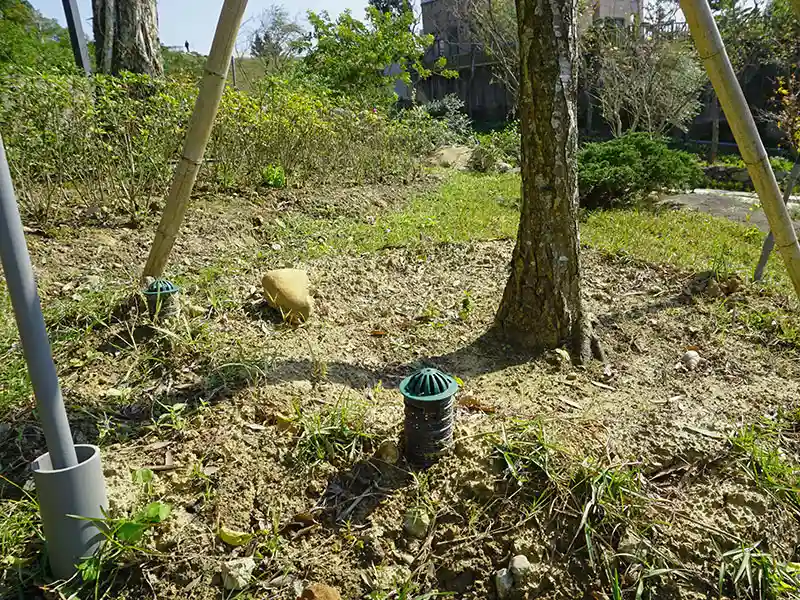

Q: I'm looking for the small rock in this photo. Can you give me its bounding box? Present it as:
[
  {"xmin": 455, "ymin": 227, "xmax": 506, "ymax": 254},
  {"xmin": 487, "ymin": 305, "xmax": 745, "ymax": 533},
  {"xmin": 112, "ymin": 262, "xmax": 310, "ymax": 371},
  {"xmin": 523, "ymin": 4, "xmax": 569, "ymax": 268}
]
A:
[
  {"xmin": 399, "ymin": 552, "xmax": 415, "ymax": 565},
  {"xmin": 681, "ymin": 350, "xmax": 701, "ymax": 370},
  {"xmin": 375, "ymin": 439, "xmax": 399, "ymax": 464},
  {"xmin": 300, "ymin": 583, "xmax": 341, "ymax": 600},
  {"xmin": 509, "ymin": 554, "xmax": 533, "ymax": 584},
  {"xmin": 262, "ymin": 268, "xmax": 313, "ymax": 321},
  {"xmin": 403, "ymin": 508, "xmax": 430, "ymax": 539},
  {"xmin": 495, "ymin": 568, "xmax": 514, "ymax": 599},
  {"xmin": 496, "ymin": 161, "xmax": 512, "ymax": 173},
  {"xmin": 221, "ymin": 557, "xmax": 255, "ymax": 590}
]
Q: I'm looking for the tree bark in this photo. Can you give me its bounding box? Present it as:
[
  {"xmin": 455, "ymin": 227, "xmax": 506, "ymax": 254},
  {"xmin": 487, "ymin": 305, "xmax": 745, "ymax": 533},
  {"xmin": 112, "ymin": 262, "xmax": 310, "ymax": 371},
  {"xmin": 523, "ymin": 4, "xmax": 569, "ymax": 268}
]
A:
[
  {"xmin": 710, "ymin": 91, "xmax": 720, "ymax": 163},
  {"xmin": 93, "ymin": 0, "xmax": 163, "ymax": 76},
  {"xmin": 496, "ymin": 0, "xmax": 597, "ymax": 361}
]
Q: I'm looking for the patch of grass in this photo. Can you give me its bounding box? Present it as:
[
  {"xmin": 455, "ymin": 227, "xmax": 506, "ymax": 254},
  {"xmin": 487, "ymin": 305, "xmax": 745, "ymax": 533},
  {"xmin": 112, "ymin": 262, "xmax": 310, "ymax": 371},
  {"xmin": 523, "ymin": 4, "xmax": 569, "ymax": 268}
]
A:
[
  {"xmin": 582, "ymin": 209, "xmax": 784, "ymax": 291},
  {"xmin": 719, "ymin": 542, "xmax": 800, "ymax": 599},
  {"xmin": 0, "ymin": 490, "xmax": 43, "ymax": 596},
  {"xmin": 292, "ymin": 398, "xmax": 373, "ymax": 467},
  {"xmin": 270, "ymin": 172, "xmax": 521, "ymax": 258},
  {"xmin": 730, "ymin": 419, "xmax": 800, "ymax": 518}
]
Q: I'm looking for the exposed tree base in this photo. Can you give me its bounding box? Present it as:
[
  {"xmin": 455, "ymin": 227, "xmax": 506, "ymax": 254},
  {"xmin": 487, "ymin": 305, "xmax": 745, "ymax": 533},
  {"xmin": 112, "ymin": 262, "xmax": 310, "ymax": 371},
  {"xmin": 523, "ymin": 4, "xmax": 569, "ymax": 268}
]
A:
[{"xmin": 573, "ymin": 312, "xmax": 606, "ymax": 365}]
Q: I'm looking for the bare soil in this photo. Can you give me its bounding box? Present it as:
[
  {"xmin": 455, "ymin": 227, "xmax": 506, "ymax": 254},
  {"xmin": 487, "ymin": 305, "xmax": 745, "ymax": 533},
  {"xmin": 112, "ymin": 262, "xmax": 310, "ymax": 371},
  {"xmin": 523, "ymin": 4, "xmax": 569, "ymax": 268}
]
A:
[{"xmin": 3, "ymin": 182, "xmax": 800, "ymax": 599}]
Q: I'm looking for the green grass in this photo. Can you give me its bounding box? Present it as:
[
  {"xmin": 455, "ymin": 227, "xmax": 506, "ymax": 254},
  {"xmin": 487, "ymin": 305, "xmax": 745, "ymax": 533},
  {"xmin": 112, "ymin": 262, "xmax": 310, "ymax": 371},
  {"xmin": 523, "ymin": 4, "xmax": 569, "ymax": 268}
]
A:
[
  {"xmin": 583, "ymin": 209, "xmax": 788, "ymax": 292},
  {"xmin": 269, "ymin": 172, "xmax": 521, "ymax": 258},
  {"xmin": 0, "ymin": 492, "xmax": 43, "ymax": 596}
]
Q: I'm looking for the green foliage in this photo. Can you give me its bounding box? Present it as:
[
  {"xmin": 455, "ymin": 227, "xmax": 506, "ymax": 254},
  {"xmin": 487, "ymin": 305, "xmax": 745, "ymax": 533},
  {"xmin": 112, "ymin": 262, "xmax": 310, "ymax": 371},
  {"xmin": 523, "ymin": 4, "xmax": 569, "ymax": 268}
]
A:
[
  {"xmin": 578, "ymin": 133, "xmax": 703, "ymax": 207},
  {"xmin": 420, "ymin": 94, "xmax": 472, "ymax": 139},
  {"xmin": 261, "ymin": 164, "xmax": 286, "ymax": 188},
  {"xmin": 292, "ymin": 399, "xmax": 373, "ymax": 467},
  {"xmin": 0, "ymin": 72, "xmax": 195, "ymax": 224},
  {"xmin": 468, "ymin": 143, "xmax": 502, "ymax": 173},
  {"xmin": 0, "ymin": 1, "xmax": 75, "ymax": 74},
  {"xmin": 300, "ymin": 7, "xmax": 452, "ymax": 106},
  {"xmin": 475, "ymin": 122, "xmax": 520, "ymax": 166},
  {"xmin": 1, "ymin": 71, "xmax": 440, "ymax": 225}
]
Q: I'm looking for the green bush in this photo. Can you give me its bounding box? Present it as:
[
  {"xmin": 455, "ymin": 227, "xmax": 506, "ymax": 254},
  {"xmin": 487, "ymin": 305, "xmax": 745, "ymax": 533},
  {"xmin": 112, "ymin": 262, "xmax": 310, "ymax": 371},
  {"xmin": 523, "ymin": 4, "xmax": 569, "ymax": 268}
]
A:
[
  {"xmin": 261, "ymin": 164, "xmax": 286, "ymax": 188},
  {"xmin": 0, "ymin": 72, "xmax": 195, "ymax": 224},
  {"xmin": 475, "ymin": 122, "xmax": 520, "ymax": 166},
  {"xmin": 0, "ymin": 71, "xmax": 432, "ymax": 225},
  {"xmin": 578, "ymin": 133, "xmax": 703, "ymax": 207}
]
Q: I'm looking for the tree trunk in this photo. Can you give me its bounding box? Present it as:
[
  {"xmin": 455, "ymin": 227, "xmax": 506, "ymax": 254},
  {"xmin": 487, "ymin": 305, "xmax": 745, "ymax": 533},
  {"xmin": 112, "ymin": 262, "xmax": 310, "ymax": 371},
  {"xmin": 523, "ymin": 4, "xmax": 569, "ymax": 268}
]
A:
[
  {"xmin": 93, "ymin": 0, "xmax": 163, "ymax": 76},
  {"xmin": 710, "ymin": 91, "xmax": 720, "ymax": 163},
  {"xmin": 496, "ymin": 0, "xmax": 597, "ymax": 361}
]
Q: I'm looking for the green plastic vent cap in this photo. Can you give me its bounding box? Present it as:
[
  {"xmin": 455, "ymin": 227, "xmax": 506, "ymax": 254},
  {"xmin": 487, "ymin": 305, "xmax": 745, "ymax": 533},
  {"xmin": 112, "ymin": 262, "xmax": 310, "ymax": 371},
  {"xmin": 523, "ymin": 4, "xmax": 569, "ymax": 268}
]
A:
[
  {"xmin": 144, "ymin": 278, "xmax": 178, "ymax": 296},
  {"xmin": 399, "ymin": 368, "xmax": 459, "ymax": 402}
]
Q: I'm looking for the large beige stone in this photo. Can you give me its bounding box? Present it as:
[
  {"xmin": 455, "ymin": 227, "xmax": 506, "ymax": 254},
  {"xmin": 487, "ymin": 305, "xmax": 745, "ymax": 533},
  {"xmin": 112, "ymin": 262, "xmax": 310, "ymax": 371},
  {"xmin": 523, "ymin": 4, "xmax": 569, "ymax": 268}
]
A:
[{"xmin": 261, "ymin": 269, "xmax": 313, "ymax": 321}]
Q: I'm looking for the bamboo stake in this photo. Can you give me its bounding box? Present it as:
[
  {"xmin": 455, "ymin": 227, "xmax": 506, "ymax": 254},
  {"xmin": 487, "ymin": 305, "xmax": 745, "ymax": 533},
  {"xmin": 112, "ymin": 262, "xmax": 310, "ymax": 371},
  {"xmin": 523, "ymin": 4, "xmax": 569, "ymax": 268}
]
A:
[
  {"xmin": 680, "ymin": 0, "xmax": 800, "ymax": 300},
  {"xmin": 143, "ymin": 0, "xmax": 248, "ymax": 278}
]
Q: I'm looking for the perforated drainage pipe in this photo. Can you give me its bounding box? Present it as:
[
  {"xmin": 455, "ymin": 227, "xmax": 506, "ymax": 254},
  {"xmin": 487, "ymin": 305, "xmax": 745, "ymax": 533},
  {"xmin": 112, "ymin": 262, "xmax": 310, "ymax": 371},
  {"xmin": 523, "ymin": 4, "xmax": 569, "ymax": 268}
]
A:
[
  {"xmin": 143, "ymin": 278, "xmax": 180, "ymax": 319},
  {"xmin": 400, "ymin": 368, "xmax": 459, "ymax": 467}
]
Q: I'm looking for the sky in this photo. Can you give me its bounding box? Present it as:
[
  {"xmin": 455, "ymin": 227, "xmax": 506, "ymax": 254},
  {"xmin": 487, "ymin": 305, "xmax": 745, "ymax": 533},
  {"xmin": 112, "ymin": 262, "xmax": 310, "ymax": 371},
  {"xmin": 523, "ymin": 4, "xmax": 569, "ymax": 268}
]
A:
[{"xmin": 29, "ymin": 0, "xmax": 368, "ymax": 54}]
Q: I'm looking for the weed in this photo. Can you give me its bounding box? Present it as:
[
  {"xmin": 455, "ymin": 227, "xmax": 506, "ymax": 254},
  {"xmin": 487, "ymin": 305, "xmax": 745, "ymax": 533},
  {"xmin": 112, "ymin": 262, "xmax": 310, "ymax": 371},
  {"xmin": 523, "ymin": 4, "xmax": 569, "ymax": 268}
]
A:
[
  {"xmin": 719, "ymin": 542, "xmax": 800, "ymax": 599},
  {"xmin": 149, "ymin": 402, "xmax": 188, "ymax": 434},
  {"xmin": 293, "ymin": 399, "xmax": 373, "ymax": 467},
  {"xmin": 458, "ymin": 291, "xmax": 474, "ymax": 322},
  {"xmin": 0, "ymin": 486, "xmax": 42, "ymax": 596},
  {"xmin": 261, "ymin": 164, "xmax": 286, "ymax": 188},
  {"xmin": 730, "ymin": 422, "xmax": 800, "ymax": 517},
  {"xmin": 67, "ymin": 502, "xmax": 171, "ymax": 599},
  {"xmin": 131, "ymin": 468, "xmax": 155, "ymax": 497}
]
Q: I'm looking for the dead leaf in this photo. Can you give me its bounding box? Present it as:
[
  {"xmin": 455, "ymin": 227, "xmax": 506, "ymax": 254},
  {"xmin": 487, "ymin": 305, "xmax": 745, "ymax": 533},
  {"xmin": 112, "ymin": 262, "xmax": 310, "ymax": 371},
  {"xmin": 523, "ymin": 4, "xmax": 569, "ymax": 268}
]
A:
[
  {"xmin": 245, "ymin": 423, "xmax": 268, "ymax": 431},
  {"xmin": 370, "ymin": 330, "xmax": 388, "ymax": 337},
  {"xmin": 590, "ymin": 380, "xmax": 615, "ymax": 391},
  {"xmin": 458, "ymin": 394, "xmax": 495, "ymax": 414},
  {"xmin": 559, "ymin": 396, "xmax": 582, "ymax": 410},
  {"xmin": 218, "ymin": 525, "xmax": 253, "ymax": 546}
]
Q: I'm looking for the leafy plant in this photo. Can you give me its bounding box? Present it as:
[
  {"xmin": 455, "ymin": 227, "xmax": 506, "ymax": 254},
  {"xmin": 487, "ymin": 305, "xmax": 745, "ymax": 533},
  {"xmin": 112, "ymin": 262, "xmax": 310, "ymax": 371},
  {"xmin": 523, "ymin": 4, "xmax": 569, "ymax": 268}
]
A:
[
  {"xmin": 75, "ymin": 502, "xmax": 171, "ymax": 597},
  {"xmin": 578, "ymin": 133, "xmax": 703, "ymax": 207},
  {"xmin": 261, "ymin": 164, "xmax": 286, "ymax": 188},
  {"xmin": 299, "ymin": 7, "xmax": 455, "ymax": 107}
]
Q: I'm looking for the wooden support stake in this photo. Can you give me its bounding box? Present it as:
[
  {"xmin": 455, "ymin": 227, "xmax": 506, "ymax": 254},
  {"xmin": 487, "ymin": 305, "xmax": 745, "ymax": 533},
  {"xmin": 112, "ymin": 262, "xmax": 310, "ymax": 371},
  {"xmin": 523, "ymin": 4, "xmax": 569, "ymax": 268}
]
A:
[
  {"xmin": 143, "ymin": 0, "xmax": 248, "ymax": 278},
  {"xmin": 680, "ymin": 0, "xmax": 800, "ymax": 300}
]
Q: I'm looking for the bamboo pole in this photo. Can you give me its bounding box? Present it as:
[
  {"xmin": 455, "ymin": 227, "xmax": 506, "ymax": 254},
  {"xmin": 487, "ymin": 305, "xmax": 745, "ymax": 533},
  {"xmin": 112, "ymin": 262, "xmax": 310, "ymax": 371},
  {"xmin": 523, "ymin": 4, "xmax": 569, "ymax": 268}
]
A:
[
  {"xmin": 143, "ymin": 0, "xmax": 248, "ymax": 278},
  {"xmin": 680, "ymin": 0, "xmax": 800, "ymax": 300}
]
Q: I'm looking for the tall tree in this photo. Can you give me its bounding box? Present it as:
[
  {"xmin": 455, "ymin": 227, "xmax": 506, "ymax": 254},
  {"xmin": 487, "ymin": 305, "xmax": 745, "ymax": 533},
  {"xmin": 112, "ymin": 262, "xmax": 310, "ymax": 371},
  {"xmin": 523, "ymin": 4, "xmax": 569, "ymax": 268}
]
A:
[
  {"xmin": 92, "ymin": 0, "xmax": 163, "ymax": 76},
  {"xmin": 249, "ymin": 5, "xmax": 304, "ymax": 74},
  {"xmin": 495, "ymin": 0, "xmax": 598, "ymax": 361},
  {"xmin": 368, "ymin": 0, "xmax": 411, "ymax": 17}
]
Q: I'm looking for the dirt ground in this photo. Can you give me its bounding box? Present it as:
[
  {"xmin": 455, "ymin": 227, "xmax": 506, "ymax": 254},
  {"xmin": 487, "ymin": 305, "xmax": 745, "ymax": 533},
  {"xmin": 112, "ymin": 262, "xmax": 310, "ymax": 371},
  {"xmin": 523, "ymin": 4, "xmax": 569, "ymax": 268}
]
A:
[{"xmin": 4, "ymin": 181, "xmax": 800, "ymax": 599}]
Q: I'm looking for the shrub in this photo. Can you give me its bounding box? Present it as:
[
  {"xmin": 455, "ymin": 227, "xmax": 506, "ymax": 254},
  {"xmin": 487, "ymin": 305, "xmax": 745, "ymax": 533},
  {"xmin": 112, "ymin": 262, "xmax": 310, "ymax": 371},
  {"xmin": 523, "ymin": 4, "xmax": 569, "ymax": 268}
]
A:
[
  {"xmin": 261, "ymin": 164, "xmax": 286, "ymax": 188},
  {"xmin": 476, "ymin": 122, "xmax": 520, "ymax": 166},
  {"xmin": 0, "ymin": 71, "xmax": 431, "ymax": 225},
  {"xmin": 468, "ymin": 143, "xmax": 503, "ymax": 172},
  {"xmin": 578, "ymin": 132, "xmax": 703, "ymax": 207},
  {"xmin": 420, "ymin": 94, "xmax": 472, "ymax": 141},
  {"xmin": 0, "ymin": 72, "xmax": 195, "ymax": 224}
]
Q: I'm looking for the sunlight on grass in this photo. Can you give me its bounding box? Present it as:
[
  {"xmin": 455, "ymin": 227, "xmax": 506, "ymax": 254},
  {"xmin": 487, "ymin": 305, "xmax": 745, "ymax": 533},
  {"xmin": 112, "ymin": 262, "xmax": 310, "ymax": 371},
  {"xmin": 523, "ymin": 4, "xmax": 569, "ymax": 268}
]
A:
[
  {"xmin": 277, "ymin": 172, "xmax": 521, "ymax": 257},
  {"xmin": 582, "ymin": 209, "xmax": 790, "ymax": 294}
]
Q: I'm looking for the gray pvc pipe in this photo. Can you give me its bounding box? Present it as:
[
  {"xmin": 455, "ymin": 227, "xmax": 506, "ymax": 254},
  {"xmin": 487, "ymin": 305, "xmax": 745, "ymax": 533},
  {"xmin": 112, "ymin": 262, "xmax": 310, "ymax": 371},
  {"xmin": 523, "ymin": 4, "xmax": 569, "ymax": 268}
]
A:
[
  {"xmin": 0, "ymin": 134, "xmax": 77, "ymax": 469},
  {"xmin": 32, "ymin": 444, "xmax": 107, "ymax": 579}
]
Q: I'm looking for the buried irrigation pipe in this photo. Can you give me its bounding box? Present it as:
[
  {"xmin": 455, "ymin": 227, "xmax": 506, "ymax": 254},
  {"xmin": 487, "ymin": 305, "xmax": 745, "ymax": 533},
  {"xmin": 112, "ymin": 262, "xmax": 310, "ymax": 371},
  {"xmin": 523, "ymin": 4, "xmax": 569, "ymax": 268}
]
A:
[{"xmin": 0, "ymin": 134, "xmax": 107, "ymax": 579}]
